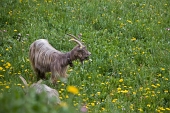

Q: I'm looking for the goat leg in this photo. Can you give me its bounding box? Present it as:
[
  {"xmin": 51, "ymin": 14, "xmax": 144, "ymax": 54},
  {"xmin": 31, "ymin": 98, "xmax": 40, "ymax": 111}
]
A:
[
  {"xmin": 51, "ymin": 72, "xmax": 58, "ymax": 84},
  {"xmin": 36, "ymin": 69, "xmax": 46, "ymax": 81}
]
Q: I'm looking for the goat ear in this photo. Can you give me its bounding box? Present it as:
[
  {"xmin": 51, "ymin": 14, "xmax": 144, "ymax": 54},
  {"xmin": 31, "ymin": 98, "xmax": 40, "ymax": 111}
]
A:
[
  {"xmin": 78, "ymin": 47, "xmax": 83, "ymax": 52},
  {"xmin": 78, "ymin": 45, "xmax": 85, "ymax": 50}
]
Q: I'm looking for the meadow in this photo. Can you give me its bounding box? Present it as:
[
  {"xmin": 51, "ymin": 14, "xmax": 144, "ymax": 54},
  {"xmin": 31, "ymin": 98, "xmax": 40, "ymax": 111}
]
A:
[{"xmin": 0, "ymin": 0, "xmax": 170, "ymax": 112}]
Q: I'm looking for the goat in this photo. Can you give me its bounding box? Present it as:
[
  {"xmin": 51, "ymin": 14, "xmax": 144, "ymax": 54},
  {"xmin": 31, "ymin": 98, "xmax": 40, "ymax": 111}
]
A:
[
  {"xmin": 29, "ymin": 34, "xmax": 91, "ymax": 83},
  {"xmin": 19, "ymin": 76, "xmax": 61, "ymax": 104}
]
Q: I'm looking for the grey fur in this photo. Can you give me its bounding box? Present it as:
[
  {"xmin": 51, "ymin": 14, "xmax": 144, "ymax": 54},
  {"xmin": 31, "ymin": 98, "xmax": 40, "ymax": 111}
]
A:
[
  {"xmin": 19, "ymin": 76, "xmax": 61, "ymax": 104},
  {"xmin": 29, "ymin": 34, "xmax": 91, "ymax": 83}
]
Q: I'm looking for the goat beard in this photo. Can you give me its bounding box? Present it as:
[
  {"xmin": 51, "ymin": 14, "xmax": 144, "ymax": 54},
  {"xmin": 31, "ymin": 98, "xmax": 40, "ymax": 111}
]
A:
[
  {"xmin": 80, "ymin": 59, "xmax": 84, "ymax": 64},
  {"xmin": 79, "ymin": 58, "xmax": 89, "ymax": 64}
]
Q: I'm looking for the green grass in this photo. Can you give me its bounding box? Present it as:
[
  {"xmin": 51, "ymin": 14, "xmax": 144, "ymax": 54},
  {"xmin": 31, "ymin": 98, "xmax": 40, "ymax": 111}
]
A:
[{"xmin": 0, "ymin": 0, "xmax": 170, "ymax": 113}]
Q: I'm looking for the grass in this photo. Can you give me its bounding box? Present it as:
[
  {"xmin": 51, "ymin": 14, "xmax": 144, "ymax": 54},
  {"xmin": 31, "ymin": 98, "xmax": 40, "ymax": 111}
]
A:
[{"xmin": 0, "ymin": 0, "xmax": 170, "ymax": 112}]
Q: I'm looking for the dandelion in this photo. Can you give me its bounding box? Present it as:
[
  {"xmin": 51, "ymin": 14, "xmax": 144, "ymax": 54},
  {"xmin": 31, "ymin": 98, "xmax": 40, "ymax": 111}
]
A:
[
  {"xmin": 147, "ymin": 104, "xmax": 151, "ymax": 107},
  {"xmin": 164, "ymin": 78, "xmax": 168, "ymax": 81},
  {"xmin": 0, "ymin": 67, "xmax": 3, "ymax": 71},
  {"xmin": 160, "ymin": 68, "xmax": 165, "ymax": 71},
  {"xmin": 159, "ymin": 107, "xmax": 165, "ymax": 111},
  {"xmin": 91, "ymin": 103, "xmax": 95, "ymax": 106},
  {"xmin": 164, "ymin": 90, "xmax": 168, "ymax": 93},
  {"xmin": 130, "ymin": 104, "xmax": 134, "ymax": 110},
  {"xmin": 67, "ymin": 86, "xmax": 79, "ymax": 95},
  {"xmin": 14, "ymin": 29, "xmax": 17, "ymax": 32},
  {"xmin": 166, "ymin": 108, "xmax": 170, "ymax": 111},
  {"xmin": 88, "ymin": 76, "xmax": 91, "ymax": 79},
  {"xmin": 97, "ymin": 92, "xmax": 101, "ymax": 95},
  {"xmin": 59, "ymin": 96, "xmax": 63, "ymax": 100},
  {"xmin": 156, "ymin": 84, "xmax": 160, "ymax": 87},
  {"xmin": 68, "ymin": 69, "xmax": 73, "ymax": 72},
  {"xmin": 121, "ymin": 90, "xmax": 128, "ymax": 93},
  {"xmin": 138, "ymin": 108, "xmax": 143, "ymax": 112},
  {"xmin": 60, "ymin": 102, "xmax": 68, "ymax": 108},
  {"xmin": 5, "ymin": 86, "xmax": 10, "ymax": 89},
  {"xmin": 117, "ymin": 87, "xmax": 121, "ymax": 91},
  {"xmin": 101, "ymin": 83, "xmax": 105, "ymax": 85},
  {"xmin": 17, "ymin": 84, "xmax": 21, "ymax": 86},
  {"xmin": 127, "ymin": 20, "xmax": 133, "ymax": 24},
  {"xmin": 157, "ymin": 74, "xmax": 162, "ymax": 77},
  {"xmin": 112, "ymin": 99, "xmax": 117, "ymax": 103},
  {"xmin": 139, "ymin": 87, "xmax": 143, "ymax": 91},
  {"xmin": 151, "ymin": 84, "xmax": 157, "ymax": 88},
  {"xmin": 65, "ymin": 95, "xmax": 69, "ymax": 98},
  {"xmin": 133, "ymin": 92, "xmax": 136, "ymax": 95},
  {"xmin": 131, "ymin": 37, "xmax": 136, "ymax": 41},
  {"xmin": 101, "ymin": 107, "xmax": 105, "ymax": 111},
  {"xmin": 119, "ymin": 78, "xmax": 123, "ymax": 82}
]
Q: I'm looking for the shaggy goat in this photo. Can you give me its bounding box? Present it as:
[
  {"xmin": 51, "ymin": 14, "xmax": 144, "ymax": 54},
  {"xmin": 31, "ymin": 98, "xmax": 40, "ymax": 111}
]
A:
[
  {"xmin": 29, "ymin": 34, "xmax": 91, "ymax": 83},
  {"xmin": 19, "ymin": 76, "xmax": 61, "ymax": 104}
]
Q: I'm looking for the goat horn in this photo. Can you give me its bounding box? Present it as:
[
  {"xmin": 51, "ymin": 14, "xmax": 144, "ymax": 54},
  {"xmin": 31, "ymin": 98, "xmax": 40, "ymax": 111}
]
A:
[
  {"xmin": 67, "ymin": 34, "xmax": 79, "ymax": 40},
  {"xmin": 69, "ymin": 38, "xmax": 83, "ymax": 49}
]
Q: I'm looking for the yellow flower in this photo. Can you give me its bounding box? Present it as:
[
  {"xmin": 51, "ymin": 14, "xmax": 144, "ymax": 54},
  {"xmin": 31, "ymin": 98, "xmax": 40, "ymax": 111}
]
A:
[
  {"xmin": 161, "ymin": 68, "xmax": 165, "ymax": 71},
  {"xmin": 138, "ymin": 108, "xmax": 143, "ymax": 112},
  {"xmin": 5, "ymin": 66, "xmax": 9, "ymax": 69},
  {"xmin": 7, "ymin": 62, "xmax": 11, "ymax": 67},
  {"xmin": 121, "ymin": 90, "xmax": 128, "ymax": 93},
  {"xmin": 156, "ymin": 84, "xmax": 160, "ymax": 87},
  {"xmin": 67, "ymin": 86, "xmax": 79, "ymax": 95},
  {"xmin": 133, "ymin": 92, "xmax": 136, "ymax": 95},
  {"xmin": 5, "ymin": 86, "xmax": 10, "ymax": 89},
  {"xmin": 101, "ymin": 107, "xmax": 105, "ymax": 111},
  {"xmin": 166, "ymin": 108, "xmax": 170, "ymax": 111},
  {"xmin": 0, "ymin": 67, "xmax": 3, "ymax": 71},
  {"xmin": 164, "ymin": 90, "xmax": 168, "ymax": 93},
  {"xmin": 158, "ymin": 21, "xmax": 161, "ymax": 24},
  {"xmin": 159, "ymin": 107, "xmax": 165, "ymax": 111},
  {"xmin": 164, "ymin": 78, "xmax": 168, "ymax": 81},
  {"xmin": 59, "ymin": 102, "xmax": 68, "ymax": 107},
  {"xmin": 151, "ymin": 84, "xmax": 157, "ymax": 88},
  {"xmin": 127, "ymin": 20, "xmax": 133, "ymax": 24},
  {"xmin": 65, "ymin": 95, "xmax": 69, "ymax": 98},
  {"xmin": 117, "ymin": 87, "xmax": 121, "ymax": 91},
  {"xmin": 97, "ymin": 92, "xmax": 101, "ymax": 95},
  {"xmin": 131, "ymin": 37, "xmax": 136, "ymax": 41},
  {"xmin": 91, "ymin": 103, "xmax": 95, "ymax": 106},
  {"xmin": 112, "ymin": 99, "xmax": 117, "ymax": 103},
  {"xmin": 119, "ymin": 78, "xmax": 123, "ymax": 82},
  {"xmin": 147, "ymin": 104, "xmax": 151, "ymax": 107}
]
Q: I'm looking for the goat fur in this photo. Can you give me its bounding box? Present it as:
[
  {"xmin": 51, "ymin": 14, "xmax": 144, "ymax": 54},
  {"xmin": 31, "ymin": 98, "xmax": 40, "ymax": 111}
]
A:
[
  {"xmin": 29, "ymin": 36, "xmax": 90, "ymax": 83},
  {"xmin": 19, "ymin": 76, "xmax": 61, "ymax": 104}
]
